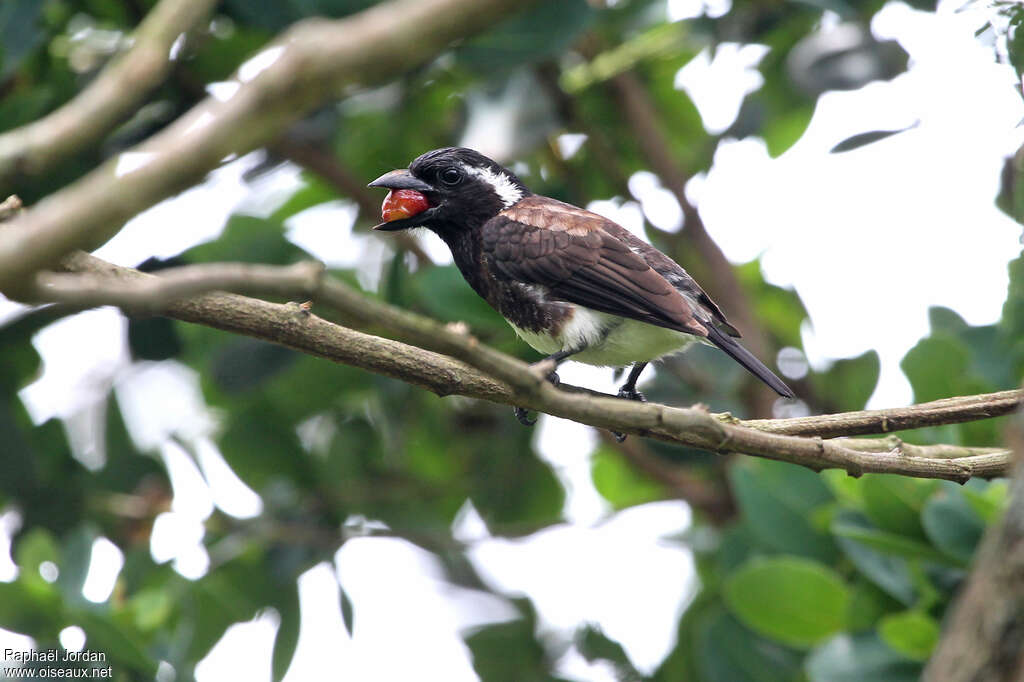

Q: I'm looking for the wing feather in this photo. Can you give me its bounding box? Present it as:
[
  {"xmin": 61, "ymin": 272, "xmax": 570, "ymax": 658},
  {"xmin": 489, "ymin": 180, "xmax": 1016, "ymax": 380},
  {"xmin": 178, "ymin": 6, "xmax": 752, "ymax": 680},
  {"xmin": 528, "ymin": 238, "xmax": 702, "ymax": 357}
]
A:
[{"xmin": 483, "ymin": 205, "xmax": 707, "ymax": 338}]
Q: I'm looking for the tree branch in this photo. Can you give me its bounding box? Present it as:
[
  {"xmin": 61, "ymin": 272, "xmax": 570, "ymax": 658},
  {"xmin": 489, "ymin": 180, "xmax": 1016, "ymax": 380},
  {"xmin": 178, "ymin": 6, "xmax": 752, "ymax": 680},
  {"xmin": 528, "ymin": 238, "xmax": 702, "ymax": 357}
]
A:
[
  {"xmin": 34, "ymin": 251, "xmax": 1016, "ymax": 483},
  {"xmin": 0, "ymin": 0, "xmax": 536, "ymax": 294},
  {"xmin": 0, "ymin": 0, "xmax": 219, "ymax": 183},
  {"xmin": 924, "ymin": 406, "xmax": 1024, "ymax": 680}
]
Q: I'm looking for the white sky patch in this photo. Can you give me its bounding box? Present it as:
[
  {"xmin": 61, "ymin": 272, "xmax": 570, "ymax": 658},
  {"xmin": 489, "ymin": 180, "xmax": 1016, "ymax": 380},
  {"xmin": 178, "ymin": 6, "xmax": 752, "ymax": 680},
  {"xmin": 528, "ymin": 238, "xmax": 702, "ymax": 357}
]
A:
[
  {"xmin": 469, "ymin": 501, "xmax": 694, "ymax": 673},
  {"xmin": 237, "ymin": 45, "xmax": 285, "ymax": 83},
  {"xmin": 675, "ymin": 43, "xmax": 769, "ymax": 134},
  {"xmin": 115, "ymin": 361, "xmax": 218, "ymax": 450},
  {"xmin": 0, "ymin": 509, "xmax": 22, "ymax": 582},
  {"xmin": 114, "ymin": 152, "xmax": 157, "ymax": 178},
  {"xmin": 194, "ymin": 438, "xmax": 263, "ymax": 519},
  {"xmin": 332, "ymin": 538, "xmax": 518, "ymax": 681},
  {"xmin": 206, "ymin": 80, "xmax": 241, "ymax": 102},
  {"xmin": 534, "ymin": 413, "xmax": 605, "ymax": 524},
  {"xmin": 284, "ymin": 200, "xmax": 361, "ymax": 267},
  {"xmin": 556, "ymin": 133, "xmax": 588, "ymax": 160},
  {"xmin": 281, "ymin": 564, "xmax": 351, "ymax": 682},
  {"xmin": 150, "ymin": 511, "xmax": 209, "ymax": 578},
  {"xmin": 237, "ymin": 160, "xmax": 306, "ymax": 218},
  {"xmin": 196, "ymin": 611, "xmax": 279, "ymax": 682},
  {"xmin": 82, "ymin": 537, "xmax": 124, "ymax": 603},
  {"xmin": 19, "ymin": 308, "xmax": 128, "ymax": 424},
  {"xmin": 668, "ymin": 0, "xmax": 731, "ymax": 21},
  {"xmin": 161, "ymin": 440, "xmax": 215, "ymax": 520},
  {"xmin": 629, "ymin": 170, "xmax": 684, "ymax": 232},
  {"xmin": 58, "ymin": 626, "xmax": 86, "ymax": 652},
  {"xmin": 96, "ymin": 152, "xmax": 266, "ymax": 267},
  {"xmin": 464, "ymin": 164, "xmax": 523, "ymax": 208}
]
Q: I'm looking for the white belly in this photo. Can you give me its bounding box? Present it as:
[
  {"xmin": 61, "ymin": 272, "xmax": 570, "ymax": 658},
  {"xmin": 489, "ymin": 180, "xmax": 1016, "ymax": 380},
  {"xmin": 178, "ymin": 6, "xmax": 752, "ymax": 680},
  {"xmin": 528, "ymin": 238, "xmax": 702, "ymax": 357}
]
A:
[{"xmin": 510, "ymin": 306, "xmax": 701, "ymax": 367}]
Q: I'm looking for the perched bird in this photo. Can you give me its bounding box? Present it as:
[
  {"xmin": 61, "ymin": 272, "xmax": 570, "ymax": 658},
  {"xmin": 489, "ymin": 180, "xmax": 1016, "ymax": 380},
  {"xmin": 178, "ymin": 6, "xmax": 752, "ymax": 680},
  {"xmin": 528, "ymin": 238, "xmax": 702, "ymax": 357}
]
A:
[{"xmin": 369, "ymin": 147, "xmax": 794, "ymax": 426}]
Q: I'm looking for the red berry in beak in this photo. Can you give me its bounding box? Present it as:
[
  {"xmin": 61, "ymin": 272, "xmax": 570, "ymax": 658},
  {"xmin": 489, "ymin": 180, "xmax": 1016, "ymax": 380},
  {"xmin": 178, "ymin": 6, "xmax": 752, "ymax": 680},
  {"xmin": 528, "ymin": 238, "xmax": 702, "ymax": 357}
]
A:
[{"xmin": 381, "ymin": 189, "xmax": 430, "ymax": 222}]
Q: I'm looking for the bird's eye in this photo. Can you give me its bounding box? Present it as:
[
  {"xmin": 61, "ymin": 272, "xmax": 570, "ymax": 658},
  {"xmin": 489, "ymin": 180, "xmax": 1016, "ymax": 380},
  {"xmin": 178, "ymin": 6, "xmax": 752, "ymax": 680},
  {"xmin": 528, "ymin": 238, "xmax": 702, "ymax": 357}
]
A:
[{"xmin": 439, "ymin": 168, "xmax": 463, "ymax": 186}]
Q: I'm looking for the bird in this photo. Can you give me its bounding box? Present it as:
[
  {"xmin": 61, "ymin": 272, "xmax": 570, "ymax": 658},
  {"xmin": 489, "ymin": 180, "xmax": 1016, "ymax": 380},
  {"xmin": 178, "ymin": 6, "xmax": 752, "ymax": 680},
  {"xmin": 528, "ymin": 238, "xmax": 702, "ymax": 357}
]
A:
[{"xmin": 368, "ymin": 147, "xmax": 794, "ymax": 429}]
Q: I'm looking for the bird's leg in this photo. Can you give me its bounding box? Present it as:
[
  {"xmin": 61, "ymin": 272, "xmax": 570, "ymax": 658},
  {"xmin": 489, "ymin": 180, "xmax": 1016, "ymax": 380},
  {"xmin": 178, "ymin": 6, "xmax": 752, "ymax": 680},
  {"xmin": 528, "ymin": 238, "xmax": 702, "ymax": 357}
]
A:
[
  {"xmin": 514, "ymin": 348, "xmax": 579, "ymax": 426},
  {"xmin": 617, "ymin": 362, "xmax": 648, "ymax": 402},
  {"xmin": 612, "ymin": 362, "xmax": 648, "ymax": 442},
  {"xmin": 532, "ymin": 348, "xmax": 576, "ymax": 385}
]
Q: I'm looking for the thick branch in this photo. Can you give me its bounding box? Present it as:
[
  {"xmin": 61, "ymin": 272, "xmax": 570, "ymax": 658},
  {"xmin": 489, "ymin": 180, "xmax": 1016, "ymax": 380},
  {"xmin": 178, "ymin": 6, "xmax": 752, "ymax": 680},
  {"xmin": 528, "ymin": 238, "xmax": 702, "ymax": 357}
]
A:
[
  {"xmin": 924, "ymin": 408, "xmax": 1024, "ymax": 681},
  {"xmin": 41, "ymin": 252, "xmax": 1015, "ymax": 483},
  {"xmin": 0, "ymin": 0, "xmax": 535, "ymax": 294},
  {"xmin": 30, "ymin": 261, "xmax": 325, "ymax": 311},
  {"xmin": 0, "ymin": 0, "xmax": 218, "ymax": 182}
]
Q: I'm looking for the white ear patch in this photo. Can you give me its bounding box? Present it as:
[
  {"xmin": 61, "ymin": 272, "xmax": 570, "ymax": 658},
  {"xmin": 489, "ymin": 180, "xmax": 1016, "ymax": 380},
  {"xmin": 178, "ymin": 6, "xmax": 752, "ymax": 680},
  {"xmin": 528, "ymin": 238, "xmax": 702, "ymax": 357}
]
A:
[{"xmin": 463, "ymin": 164, "xmax": 523, "ymax": 208}]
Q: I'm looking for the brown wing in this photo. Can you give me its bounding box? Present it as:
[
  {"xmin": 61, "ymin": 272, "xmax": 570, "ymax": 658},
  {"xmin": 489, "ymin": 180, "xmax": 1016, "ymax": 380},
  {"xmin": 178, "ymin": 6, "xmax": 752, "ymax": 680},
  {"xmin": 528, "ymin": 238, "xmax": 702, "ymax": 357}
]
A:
[{"xmin": 483, "ymin": 196, "xmax": 708, "ymax": 337}]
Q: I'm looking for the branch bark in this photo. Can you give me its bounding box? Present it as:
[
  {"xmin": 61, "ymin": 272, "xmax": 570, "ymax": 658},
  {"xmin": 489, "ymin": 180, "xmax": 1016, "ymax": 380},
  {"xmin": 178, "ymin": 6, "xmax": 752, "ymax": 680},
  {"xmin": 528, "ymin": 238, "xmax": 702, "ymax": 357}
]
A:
[
  {"xmin": 0, "ymin": 0, "xmax": 535, "ymax": 294},
  {"xmin": 0, "ymin": 0, "xmax": 219, "ymax": 183},
  {"xmin": 36, "ymin": 251, "xmax": 1017, "ymax": 483},
  {"xmin": 924, "ymin": 407, "xmax": 1024, "ymax": 681}
]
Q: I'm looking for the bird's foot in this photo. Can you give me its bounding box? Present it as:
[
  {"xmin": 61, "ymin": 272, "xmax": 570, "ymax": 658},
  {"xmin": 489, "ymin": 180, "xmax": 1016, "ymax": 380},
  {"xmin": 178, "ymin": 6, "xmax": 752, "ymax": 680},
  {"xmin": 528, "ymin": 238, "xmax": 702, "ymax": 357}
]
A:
[
  {"xmin": 530, "ymin": 360, "xmax": 561, "ymax": 387},
  {"xmin": 514, "ymin": 365, "xmax": 562, "ymax": 427},
  {"xmin": 617, "ymin": 386, "xmax": 647, "ymax": 402},
  {"xmin": 611, "ymin": 385, "xmax": 647, "ymax": 441},
  {"xmin": 513, "ymin": 406, "xmax": 536, "ymax": 427}
]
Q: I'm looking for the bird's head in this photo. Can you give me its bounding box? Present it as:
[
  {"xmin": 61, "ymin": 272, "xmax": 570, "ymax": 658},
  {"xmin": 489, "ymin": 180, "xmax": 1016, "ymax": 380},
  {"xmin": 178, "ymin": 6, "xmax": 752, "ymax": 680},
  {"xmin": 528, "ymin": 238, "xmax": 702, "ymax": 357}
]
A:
[{"xmin": 368, "ymin": 147, "xmax": 529, "ymax": 234}]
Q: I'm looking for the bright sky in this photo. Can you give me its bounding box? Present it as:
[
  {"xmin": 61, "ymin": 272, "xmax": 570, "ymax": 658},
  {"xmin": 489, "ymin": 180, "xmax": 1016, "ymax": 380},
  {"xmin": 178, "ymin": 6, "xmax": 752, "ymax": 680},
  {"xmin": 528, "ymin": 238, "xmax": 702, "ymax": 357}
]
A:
[{"xmin": 2, "ymin": 0, "xmax": 1023, "ymax": 679}]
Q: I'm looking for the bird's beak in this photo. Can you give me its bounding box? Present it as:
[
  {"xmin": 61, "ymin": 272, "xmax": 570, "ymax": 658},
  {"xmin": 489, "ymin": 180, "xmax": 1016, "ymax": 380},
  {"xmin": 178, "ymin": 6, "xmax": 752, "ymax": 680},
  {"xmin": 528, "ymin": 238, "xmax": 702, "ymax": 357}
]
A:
[
  {"xmin": 367, "ymin": 169, "xmax": 434, "ymax": 193},
  {"xmin": 367, "ymin": 169, "xmax": 437, "ymax": 231}
]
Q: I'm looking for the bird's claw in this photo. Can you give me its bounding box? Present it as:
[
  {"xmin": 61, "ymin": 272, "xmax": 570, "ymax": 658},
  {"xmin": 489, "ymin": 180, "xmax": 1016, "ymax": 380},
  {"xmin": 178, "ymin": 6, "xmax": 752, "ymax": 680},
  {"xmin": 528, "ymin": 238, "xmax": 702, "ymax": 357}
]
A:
[
  {"xmin": 514, "ymin": 406, "xmax": 536, "ymax": 426},
  {"xmin": 617, "ymin": 387, "xmax": 646, "ymax": 402},
  {"xmin": 612, "ymin": 386, "xmax": 646, "ymax": 441}
]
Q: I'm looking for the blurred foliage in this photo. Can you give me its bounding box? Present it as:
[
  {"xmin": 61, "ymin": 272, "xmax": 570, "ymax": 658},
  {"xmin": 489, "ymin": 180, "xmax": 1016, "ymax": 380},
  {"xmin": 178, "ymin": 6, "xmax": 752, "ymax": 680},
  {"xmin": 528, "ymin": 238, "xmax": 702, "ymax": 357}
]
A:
[{"xmin": 0, "ymin": 0, "xmax": 1021, "ymax": 680}]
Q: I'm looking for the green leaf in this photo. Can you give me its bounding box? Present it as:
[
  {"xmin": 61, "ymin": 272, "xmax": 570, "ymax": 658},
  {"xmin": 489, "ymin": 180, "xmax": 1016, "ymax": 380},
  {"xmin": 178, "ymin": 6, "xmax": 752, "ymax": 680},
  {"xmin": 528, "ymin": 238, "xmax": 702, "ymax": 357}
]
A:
[
  {"xmin": 271, "ymin": 582, "xmax": 301, "ymax": 682},
  {"xmin": 58, "ymin": 525, "xmax": 97, "ymax": 608},
  {"xmin": 830, "ymin": 124, "xmax": 917, "ymax": 154},
  {"xmin": 457, "ymin": 0, "xmax": 594, "ymax": 75},
  {"xmin": 465, "ymin": 599, "xmax": 567, "ymax": 682},
  {"xmin": 730, "ymin": 459, "xmax": 838, "ymax": 562},
  {"xmin": 73, "ymin": 609, "xmax": 159, "ymax": 677},
  {"xmin": 877, "ymin": 610, "xmax": 939, "ymax": 662},
  {"xmin": 920, "ymin": 483, "xmax": 986, "ymax": 563},
  {"xmin": 831, "ymin": 520, "xmax": 957, "ymax": 566},
  {"xmin": 845, "ymin": 578, "xmax": 900, "ymax": 632},
  {"xmin": 694, "ymin": 608, "xmax": 804, "ymax": 682},
  {"xmin": 762, "ymin": 104, "xmax": 814, "ymax": 157},
  {"xmin": 860, "ymin": 475, "xmax": 937, "ymax": 539},
  {"xmin": 806, "ymin": 633, "xmax": 922, "ymax": 682},
  {"xmin": 590, "ymin": 445, "xmax": 664, "ymax": 509},
  {"xmin": 811, "ymin": 351, "xmax": 880, "ymax": 413},
  {"xmin": 831, "ymin": 512, "xmax": 915, "ymax": 604},
  {"xmin": 723, "ymin": 556, "xmax": 849, "ymax": 649},
  {"xmin": 961, "ymin": 481, "xmax": 1008, "ymax": 523}
]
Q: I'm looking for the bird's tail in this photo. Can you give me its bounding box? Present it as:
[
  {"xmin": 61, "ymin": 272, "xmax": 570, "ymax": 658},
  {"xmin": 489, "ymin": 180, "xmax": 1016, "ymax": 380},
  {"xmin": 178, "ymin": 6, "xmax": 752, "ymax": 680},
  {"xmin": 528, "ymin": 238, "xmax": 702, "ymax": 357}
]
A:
[{"xmin": 705, "ymin": 325, "xmax": 795, "ymax": 399}]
